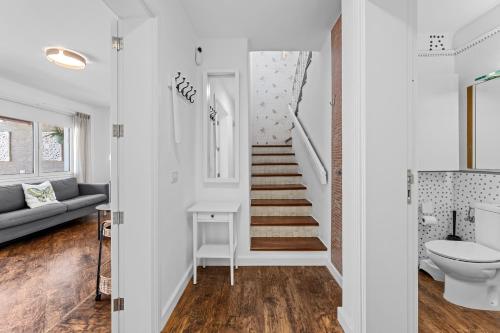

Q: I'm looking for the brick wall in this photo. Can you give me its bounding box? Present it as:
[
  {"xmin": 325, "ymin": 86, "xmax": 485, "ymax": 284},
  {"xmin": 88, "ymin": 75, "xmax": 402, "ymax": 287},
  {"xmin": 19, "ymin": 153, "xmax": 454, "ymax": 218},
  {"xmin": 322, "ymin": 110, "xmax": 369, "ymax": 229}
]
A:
[{"xmin": 331, "ymin": 17, "xmax": 342, "ymax": 273}]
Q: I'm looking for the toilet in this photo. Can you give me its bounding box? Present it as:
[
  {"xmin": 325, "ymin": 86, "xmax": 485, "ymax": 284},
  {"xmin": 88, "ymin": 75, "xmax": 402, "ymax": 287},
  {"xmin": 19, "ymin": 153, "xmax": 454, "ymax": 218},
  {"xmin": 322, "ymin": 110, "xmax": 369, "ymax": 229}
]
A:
[{"xmin": 425, "ymin": 203, "xmax": 500, "ymax": 311}]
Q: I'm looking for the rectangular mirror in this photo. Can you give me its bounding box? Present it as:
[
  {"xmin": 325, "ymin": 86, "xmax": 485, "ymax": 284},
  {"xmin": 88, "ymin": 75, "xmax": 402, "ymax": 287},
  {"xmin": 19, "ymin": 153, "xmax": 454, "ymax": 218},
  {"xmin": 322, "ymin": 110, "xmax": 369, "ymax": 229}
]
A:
[
  {"xmin": 467, "ymin": 76, "xmax": 500, "ymax": 170},
  {"xmin": 203, "ymin": 70, "xmax": 239, "ymax": 183}
]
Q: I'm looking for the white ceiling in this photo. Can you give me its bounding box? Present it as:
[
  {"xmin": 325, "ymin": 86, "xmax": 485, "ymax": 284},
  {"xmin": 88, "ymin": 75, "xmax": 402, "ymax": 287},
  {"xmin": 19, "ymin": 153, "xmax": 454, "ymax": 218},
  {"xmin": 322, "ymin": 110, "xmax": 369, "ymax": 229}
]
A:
[
  {"xmin": 0, "ymin": 0, "xmax": 113, "ymax": 109},
  {"xmin": 180, "ymin": 0, "xmax": 341, "ymax": 51},
  {"xmin": 418, "ymin": 0, "xmax": 500, "ymax": 34}
]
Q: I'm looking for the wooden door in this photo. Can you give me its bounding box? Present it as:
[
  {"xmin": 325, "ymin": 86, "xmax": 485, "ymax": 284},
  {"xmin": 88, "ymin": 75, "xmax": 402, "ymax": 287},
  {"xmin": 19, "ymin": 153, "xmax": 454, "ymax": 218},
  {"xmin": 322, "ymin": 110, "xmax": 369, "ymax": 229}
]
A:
[{"xmin": 331, "ymin": 16, "xmax": 342, "ymax": 273}]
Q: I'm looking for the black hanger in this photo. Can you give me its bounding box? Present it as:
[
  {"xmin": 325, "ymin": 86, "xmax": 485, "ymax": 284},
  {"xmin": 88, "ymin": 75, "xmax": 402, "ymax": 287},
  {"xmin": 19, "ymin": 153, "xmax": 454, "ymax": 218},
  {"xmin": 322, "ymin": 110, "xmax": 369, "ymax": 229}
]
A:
[{"xmin": 176, "ymin": 77, "xmax": 185, "ymax": 91}]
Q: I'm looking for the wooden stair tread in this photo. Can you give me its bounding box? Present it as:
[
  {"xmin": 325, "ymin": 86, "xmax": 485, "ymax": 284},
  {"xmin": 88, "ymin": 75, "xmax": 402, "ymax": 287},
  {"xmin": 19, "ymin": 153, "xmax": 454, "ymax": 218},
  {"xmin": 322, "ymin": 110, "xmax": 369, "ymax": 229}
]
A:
[
  {"xmin": 251, "ymin": 199, "xmax": 312, "ymax": 206},
  {"xmin": 252, "ymin": 173, "xmax": 302, "ymax": 177},
  {"xmin": 251, "ymin": 237, "xmax": 327, "ymax": 251},
  {"xmin": 252, "ymin": 153, "xmax": 295, "ymax": 156},
  {"xmin": 251, "ymin": 184, "xmax": 306, "ymax": 191},
  {"xmin": 253, "ymin": 145, "xmax": 292, "ymax": 148},
  {"xmin": 251, "ymin": 216, "xmax": 319, "ymax": 226},
  {"xmin": 252, "ymin": 162, "xmax": 298, "ymax": 166}
]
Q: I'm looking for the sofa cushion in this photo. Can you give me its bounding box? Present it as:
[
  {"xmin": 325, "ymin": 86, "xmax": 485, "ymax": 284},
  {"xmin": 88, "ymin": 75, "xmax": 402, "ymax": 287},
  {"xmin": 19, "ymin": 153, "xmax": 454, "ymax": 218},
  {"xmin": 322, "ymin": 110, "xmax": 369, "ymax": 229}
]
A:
[
  {"xmin": 51, "ymin": 178, "xmax": 79, "ymax": 201},
  {"xmin": 62, "ymin": 194, "xmax": 107, "ymax": 211},
  {"xmin": 0, "ymin": 184, "xmax": 26, "ymax": 213},
  {"xmin": 0, "ymin": 203, "xmax": 67, "ymax": 230}
]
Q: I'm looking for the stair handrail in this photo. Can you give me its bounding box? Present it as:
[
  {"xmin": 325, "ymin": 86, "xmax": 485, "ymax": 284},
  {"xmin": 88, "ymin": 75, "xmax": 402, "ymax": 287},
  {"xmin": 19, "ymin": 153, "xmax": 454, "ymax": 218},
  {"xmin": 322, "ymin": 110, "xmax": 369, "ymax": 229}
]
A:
[
  {"xmin": 289, "ymin": 51, "xmax": 327, "ymax": 185},
  {"xmin": 288, "ymin": 105, "xmax": 327, "ymax": 185}
]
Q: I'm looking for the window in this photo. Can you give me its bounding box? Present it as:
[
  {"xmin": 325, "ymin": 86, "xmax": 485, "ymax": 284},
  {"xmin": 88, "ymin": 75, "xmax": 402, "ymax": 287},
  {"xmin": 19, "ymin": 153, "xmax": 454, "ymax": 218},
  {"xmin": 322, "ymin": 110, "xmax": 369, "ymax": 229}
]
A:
[
  {"xmin": 0, "ymin": 117, "xmax": 34, "ymax": 175},
  {"xmin": 0, "ymin": 116, "xmax": 72, "ymax": 177}
]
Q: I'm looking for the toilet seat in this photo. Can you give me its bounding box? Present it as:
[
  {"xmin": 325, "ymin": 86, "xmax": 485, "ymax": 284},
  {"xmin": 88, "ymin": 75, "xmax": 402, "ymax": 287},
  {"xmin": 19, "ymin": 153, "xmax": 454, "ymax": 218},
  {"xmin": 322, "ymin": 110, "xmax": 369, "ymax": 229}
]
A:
[{"xmin": 426, "ymin": 240, "xmax": 500, "ymax": 263}]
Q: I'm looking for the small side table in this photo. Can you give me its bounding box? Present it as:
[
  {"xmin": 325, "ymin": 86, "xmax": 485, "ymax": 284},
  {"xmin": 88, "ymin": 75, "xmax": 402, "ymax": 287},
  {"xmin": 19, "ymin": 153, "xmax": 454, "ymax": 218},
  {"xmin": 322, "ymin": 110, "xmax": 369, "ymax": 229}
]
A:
[
  {"xmin": 188, "ymin": 201, "xmax": 240, "ymax": 286},
  {"xmin": 96, "ymin": 204, "xmax": 111, "ymax": 240}
]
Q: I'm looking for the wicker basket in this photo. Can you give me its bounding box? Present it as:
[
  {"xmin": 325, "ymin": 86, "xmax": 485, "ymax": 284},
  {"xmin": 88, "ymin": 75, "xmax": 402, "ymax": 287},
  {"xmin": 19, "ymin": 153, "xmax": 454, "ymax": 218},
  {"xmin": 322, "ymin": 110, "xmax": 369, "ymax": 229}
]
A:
[
  {"xmin": 99, "ymin": 275, "xmax": 112, "ymax": 295},
  {"xmin": 102, "ymin": 221, "xmax": 111, "ymax": 238}
]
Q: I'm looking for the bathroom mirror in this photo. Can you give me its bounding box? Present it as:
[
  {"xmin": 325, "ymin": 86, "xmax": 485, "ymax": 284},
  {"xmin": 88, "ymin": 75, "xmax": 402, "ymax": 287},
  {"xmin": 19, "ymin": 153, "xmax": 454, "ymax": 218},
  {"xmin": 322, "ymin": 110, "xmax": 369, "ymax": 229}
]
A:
[
  {"xmin": 467, "ymin": 75, "xmax": 500, "ymax": 170},
  {"xmin": 203, "ymin": 70, "xmax": 239, "ymax": 183}
]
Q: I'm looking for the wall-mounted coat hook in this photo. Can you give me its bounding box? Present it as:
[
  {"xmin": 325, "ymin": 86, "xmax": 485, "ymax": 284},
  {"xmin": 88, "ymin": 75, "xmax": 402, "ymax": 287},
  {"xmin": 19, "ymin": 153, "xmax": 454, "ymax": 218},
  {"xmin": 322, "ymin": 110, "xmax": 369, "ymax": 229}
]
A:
[
  {"xmin": 174, "ymin": 72, "xmax": 181, "ymax": 81},
  {"xmin": 183, "ymin": 86, "xmax": 193, "ymax": 98},
  {"xmin": 188, "ymin": 89, "xmax": 196, "ymax": 103},
  {"xmin": 181, "ymin": 82, "xmax": 190, "ymax": 95},
  {"xmin": 176, "ymin": 77, "xmax": 186, "ymax": 91}
]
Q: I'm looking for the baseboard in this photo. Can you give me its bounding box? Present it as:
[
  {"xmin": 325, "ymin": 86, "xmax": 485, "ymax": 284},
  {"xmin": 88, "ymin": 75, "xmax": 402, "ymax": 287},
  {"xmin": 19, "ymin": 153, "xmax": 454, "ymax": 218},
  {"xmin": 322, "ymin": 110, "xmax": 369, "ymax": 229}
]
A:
[
  {"xmin": 159, "ymin": 264, "xmax": 192, "ymax": 330},
  {"xmin": 236, "ymin": 252, "xmax": 328, "ymax": 266},
  {"xmin": 326, "ymin": 261, "xmax": 343, "ymax": 288},
  {"xmin": 337, "ymin": 307, "xmax": 354, "ymax": 333}
]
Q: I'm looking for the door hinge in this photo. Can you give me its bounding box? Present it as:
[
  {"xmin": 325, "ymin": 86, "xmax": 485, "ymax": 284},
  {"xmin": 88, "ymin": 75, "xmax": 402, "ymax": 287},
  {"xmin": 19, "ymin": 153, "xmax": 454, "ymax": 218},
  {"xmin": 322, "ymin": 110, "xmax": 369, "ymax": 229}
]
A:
[
  {"xmin": 407, "ymin": 169, "xmax": 414, "ymax": 204},
  {"xmin": 113, "ymin": 211, "xmax": 124, "ymax": 225},
  {"xmin": 113, "ymin": 297, "xmax": 125, "ymax": 311},
  {"xmin": 112, "ymin": 36, "xmax": 123, "ymax": 51},
  {"xmin": 112, "ymin": 124, "xmax": 124, "ymax": 138}
]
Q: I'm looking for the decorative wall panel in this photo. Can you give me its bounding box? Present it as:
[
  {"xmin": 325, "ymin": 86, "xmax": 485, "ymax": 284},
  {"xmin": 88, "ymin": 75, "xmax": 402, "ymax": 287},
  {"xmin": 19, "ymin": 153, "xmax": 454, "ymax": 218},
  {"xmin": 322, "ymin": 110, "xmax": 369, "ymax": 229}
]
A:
[{"xmin": 0, "ymin": 131, "xmax": 10, "ymax": 162}]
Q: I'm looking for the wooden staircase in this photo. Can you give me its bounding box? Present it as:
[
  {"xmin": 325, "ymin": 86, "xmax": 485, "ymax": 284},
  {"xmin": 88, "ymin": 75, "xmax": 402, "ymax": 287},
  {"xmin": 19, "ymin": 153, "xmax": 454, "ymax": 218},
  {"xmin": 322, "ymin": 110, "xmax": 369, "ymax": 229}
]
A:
[{"xmin": 250, "ymin": 145, "xmax": 327, "ymax": 251}]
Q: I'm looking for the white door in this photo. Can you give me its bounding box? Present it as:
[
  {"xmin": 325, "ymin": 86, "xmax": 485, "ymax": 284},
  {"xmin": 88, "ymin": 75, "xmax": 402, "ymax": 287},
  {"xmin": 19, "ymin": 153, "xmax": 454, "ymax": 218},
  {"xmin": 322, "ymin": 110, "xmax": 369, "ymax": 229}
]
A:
[{"xmin": 111, "ymin": 18, "xmax": 159, "ymax": 333}]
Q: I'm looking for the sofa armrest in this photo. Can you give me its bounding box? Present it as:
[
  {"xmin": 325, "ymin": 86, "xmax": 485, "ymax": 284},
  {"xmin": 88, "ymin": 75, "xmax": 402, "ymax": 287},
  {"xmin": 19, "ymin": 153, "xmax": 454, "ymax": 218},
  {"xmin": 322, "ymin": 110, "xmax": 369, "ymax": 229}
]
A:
[{"xmin": 78, "ymin": 183, "xmax": 109, "ymax": 202}]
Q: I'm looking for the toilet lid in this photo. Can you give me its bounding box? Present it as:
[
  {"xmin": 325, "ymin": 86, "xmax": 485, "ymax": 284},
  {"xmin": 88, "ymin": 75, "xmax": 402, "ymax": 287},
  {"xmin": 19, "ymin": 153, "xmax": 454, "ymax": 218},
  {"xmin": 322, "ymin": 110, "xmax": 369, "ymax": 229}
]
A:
[{"xmin": 425, "ymin": 240, "xmax": 500, "ymax": 263}]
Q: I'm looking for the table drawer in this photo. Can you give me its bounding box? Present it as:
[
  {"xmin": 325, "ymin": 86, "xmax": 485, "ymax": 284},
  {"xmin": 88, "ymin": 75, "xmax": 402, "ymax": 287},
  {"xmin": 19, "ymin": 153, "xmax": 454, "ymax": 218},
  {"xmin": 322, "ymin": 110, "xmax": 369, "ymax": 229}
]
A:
[{"xmin": 197, "ymin": 212, "xmax": 231, "ymax": 222}]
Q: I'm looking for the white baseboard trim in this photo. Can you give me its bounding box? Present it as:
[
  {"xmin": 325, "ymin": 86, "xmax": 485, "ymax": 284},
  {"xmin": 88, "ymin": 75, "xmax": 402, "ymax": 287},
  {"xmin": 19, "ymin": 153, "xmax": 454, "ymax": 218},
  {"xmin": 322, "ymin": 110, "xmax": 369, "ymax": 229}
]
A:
[
  {"xmin": 326, "ymin": 261, "xmax": 343, "ymax": 288},
  {"xmin": 337, "ymin": 307, "xmax": 354, "ymax": 333},
  {"xmin": 159, "ymin": 264, "xmax": 192, "ymax": 330},
  {"xmin": 236, "ymin": 253, "xmax": 328, "ymax": 266}
]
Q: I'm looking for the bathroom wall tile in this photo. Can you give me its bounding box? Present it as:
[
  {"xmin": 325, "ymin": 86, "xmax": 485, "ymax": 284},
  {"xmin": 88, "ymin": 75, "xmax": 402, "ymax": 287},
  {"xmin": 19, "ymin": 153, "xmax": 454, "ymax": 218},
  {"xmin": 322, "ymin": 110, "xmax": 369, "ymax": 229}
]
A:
[
  {"xmin": 417, "ymin": 172, "xmax": 454, "ymax": 260},
  {"xmin": 453, "ymin": 172, "xmax": 500, "ymax": 241},
  {"xmin": 418, "ymin": 171, "xmax": 500, "ymax": 261}
]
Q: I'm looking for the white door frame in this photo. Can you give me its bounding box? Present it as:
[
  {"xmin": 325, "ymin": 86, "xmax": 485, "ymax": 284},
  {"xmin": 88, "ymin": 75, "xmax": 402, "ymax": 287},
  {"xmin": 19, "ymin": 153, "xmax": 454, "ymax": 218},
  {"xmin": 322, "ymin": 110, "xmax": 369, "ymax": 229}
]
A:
[
  {"xmin": 338, "ymin": 0, "xmax": 417, "ymax": 332},
  {"xmin": 106, "ymin": 0, "xmax": 159, "ymax": 330}
]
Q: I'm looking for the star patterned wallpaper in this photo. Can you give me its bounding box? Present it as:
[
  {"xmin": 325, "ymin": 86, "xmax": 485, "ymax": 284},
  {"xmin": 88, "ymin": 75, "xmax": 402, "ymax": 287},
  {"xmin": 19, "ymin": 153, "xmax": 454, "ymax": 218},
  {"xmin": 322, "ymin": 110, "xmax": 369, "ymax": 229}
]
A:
[{"xmin": 251, "ymin": 51, "xmax": 299, "ymax": 145}]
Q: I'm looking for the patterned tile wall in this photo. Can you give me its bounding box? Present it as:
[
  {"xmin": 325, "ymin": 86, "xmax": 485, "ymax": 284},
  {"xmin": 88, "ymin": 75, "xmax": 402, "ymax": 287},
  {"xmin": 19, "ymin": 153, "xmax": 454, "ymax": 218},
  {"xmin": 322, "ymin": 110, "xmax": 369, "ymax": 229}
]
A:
[
  {"xmin": 418, "ymin": 172, "xmax": 454, "ymax": 260},
  {"xmin": 418, "ymin": 171, "xmax": 500, "ymax": 261},
  {"xmin": 251, "ymin": 51, "xmax": 299, "ymax": 145}
]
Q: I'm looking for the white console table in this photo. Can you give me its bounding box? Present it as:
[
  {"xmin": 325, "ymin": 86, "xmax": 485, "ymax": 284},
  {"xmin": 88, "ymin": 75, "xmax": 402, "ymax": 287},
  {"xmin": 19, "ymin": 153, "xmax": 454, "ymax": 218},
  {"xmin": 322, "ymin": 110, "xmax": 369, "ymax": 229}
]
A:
[{"xmin": 188, "ymin": 201, "xmax": 240, "ymax": 286}]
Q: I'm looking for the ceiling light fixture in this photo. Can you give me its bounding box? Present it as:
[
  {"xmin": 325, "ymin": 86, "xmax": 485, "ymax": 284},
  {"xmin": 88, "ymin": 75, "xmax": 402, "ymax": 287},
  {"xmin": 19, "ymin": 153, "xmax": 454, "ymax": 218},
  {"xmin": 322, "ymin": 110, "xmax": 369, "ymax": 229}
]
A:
[{"xmin": 44, "ymin": 47, "xmax": 87, "ymax": 70}]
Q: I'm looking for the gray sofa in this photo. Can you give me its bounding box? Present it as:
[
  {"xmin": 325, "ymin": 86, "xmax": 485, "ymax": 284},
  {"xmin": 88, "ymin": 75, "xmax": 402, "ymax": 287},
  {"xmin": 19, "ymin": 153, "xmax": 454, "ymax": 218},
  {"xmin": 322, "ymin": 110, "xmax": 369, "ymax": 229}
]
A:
[{"xmin": 0, "ymin": 177, "xmax": 108, "ymax": 245}]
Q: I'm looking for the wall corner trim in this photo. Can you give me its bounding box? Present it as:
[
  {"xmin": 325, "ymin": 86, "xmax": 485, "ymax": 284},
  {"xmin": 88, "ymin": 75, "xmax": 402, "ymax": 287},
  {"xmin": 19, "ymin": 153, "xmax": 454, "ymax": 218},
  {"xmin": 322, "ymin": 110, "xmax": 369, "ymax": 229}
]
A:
[
  {"xmin": 337, "ymin": 307, "xmax": 354, "ymax": 333},
  {"xmin": 159, "ymin": 264, "xmax": 193, "ymax": 330},
  {"xmin": 326, "ymin": 261, "xmax": 343, "ymax": 288}
]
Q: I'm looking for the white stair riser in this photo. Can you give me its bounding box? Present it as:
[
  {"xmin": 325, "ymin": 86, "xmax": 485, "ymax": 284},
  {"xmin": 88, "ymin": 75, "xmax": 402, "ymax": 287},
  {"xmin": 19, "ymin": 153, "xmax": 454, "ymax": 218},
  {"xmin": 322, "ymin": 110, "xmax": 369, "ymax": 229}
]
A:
[
  {"xmin": 252, "ymin": 176, "xmax": 302, "ymax": 185},
  {"xmin": 251, "ymin": 226, "xmax": 318, "ymax": 237},
  {"xmin": 251, "ymin": 189, "xmax": 306, "ymax": 199},
  {"xmin": 251, "ymin": 206, "xmax": 311, "ymax": 216},
  {"xmin": 252, "ymin": 155, "xmax": 296, "ymax": 164},
  {"xmin": 252, "ymin": 147, "xmax": 293, "ymax": 154},
  {"xmin": 252, "ymin": 165, "xmax": 298, "ymax": 174}
]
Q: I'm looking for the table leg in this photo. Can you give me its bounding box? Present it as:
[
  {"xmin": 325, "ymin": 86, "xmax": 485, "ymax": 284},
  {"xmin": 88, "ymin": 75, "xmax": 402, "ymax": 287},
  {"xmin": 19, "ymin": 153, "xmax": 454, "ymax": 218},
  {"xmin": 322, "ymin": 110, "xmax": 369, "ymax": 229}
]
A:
[
  {"xmin": 229, "ymin": 217, "xmax": 234, "ymax": 286},
  {"xmin": 95, "ymin": 223, "xmax": 103, "ymax": 300},
  {"xmin": 97, "ymin": 211, "xmax": 101, "ymax": 240},
  {"xmin": 202, "ymin": 223, "xmax": 206, "ymax": 268},
  {"xmin": 192, "ymin": 214, "xmax": 197, "ymax": 284}
]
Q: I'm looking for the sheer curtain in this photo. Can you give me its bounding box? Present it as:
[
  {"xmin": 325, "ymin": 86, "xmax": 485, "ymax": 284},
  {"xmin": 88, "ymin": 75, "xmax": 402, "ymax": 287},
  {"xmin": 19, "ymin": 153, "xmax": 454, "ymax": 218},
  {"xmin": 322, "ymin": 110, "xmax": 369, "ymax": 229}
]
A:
[{"xmin": 74, "ymin": 112, "xmax": 91, "ymax": 182}]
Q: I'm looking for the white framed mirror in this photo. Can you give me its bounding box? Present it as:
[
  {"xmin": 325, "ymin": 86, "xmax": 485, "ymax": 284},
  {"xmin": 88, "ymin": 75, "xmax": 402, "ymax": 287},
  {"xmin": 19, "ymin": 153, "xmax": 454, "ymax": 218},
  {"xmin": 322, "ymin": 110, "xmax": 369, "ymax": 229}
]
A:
[{"xmin": 202, "ymin": 70, "xmax": 240, "ymax": 183}]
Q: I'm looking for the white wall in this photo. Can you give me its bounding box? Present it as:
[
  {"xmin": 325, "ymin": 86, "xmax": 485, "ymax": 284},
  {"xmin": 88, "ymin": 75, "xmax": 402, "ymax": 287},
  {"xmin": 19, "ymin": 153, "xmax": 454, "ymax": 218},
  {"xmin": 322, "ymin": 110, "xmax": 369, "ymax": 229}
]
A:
[
  {"xmin": 0, "ymin": 77, "xmax": 110, "ymax": 183},
  {"xmin": 340, "ymin": 0, "xmax": 412, "ymax": 332},
  {"xmin": 194, "ymin": 37, "xmax": 252, "ymax": 260},
  {"xmin": 292, "ymin": 33, "xmax": 332, "ymax": 260},
  {"xmin": 145, "ymin": 0, "xmax": 198, "ymax": 327}
]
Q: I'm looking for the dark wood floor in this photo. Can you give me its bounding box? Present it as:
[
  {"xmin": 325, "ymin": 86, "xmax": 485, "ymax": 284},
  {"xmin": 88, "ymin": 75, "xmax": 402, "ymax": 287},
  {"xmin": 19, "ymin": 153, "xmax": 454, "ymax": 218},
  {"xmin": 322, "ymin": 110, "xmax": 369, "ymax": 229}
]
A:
[
  {"xmin": 163, "ymin": 266, "xmax": 343, "ymax": 333},
  {"xmin": 0, "ymin": 215, "xmax": 110, "ymax": 333},
  {"xmin": 419, "ymin": 271, "xmax": 500, "ymax": 332}
]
